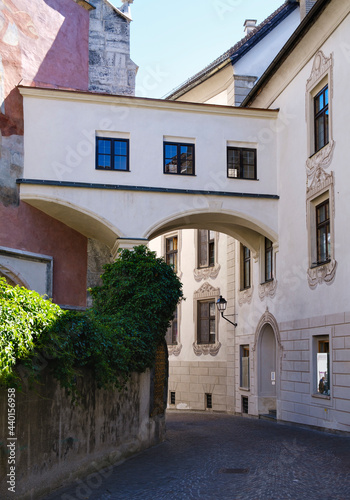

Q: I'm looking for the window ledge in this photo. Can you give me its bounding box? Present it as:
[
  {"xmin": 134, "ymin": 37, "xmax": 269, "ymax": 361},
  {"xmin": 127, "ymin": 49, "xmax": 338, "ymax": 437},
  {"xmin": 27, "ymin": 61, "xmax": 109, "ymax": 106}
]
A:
[
  {"xmin": 312, "ymin": 393, "xmax": 331, "ymax": 400},
  {"xmin": 227, "ymin": 177, "xmax": 259, "ymax": 181},
  {"xmin": 310, "ymin": 259, "xmax": 331, "ymax": 269},
  {"xmin": 168, "ymin": 343, "xmax": 182, "ymax": 357},
  {"xmin": 193, "ymin": 341, "xmax": 221, "ymax": 357},
  {"xmin": 239, "ymin": 387, "xmax": 250, "ymax": 392},
  {"xmin": 193, "ymin": 263, "xmax": 221, "ymax": 282},
  {"xmin": 258, "ymin": 279, "xmax": 277, "ymax": 301},
  {"xmin": 307, "ymin": 259, "xmax": 337, "ymax": 290}
]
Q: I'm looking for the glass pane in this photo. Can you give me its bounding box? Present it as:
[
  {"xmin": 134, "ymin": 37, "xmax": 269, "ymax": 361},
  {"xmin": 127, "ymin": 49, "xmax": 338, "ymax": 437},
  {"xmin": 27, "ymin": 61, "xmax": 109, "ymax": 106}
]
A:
[
  {"xmin": 200, "ymin": 301, "xmax": 209, "ymax": 317},
  {"xmin": 114, "ymin": 140, "xmax": 127, "ymax": 156},
  {"xmin": 209, "ymin": 302, "xmax": 215, "ymax": 317},
  {"xmin": 98, "ymin": 139, "xmax": 111, "ymax": 154},
  {"xmin": 315, "ymin": 115, "xmax": 325, "ymax": 150},
  {"xmin": 114, "ymin": 156, "xmax": 127, "ymax": 170},
  {"xmin": 317, "ymin": 225, "xmax": 329, "ymax": 262},
  {"xmin": 98, "ymin": 155, "xmax": 111, "ymax": 168},
  {"xmin": 199, "ymin": 230, "xmax": 208, "ymax": 267},
  {"xmin": 241, "ymin": 357, "xmax": 249, "ymax": 388},
  {"xmin": 244, "ymin": 246, "xmax": 250, "ymax": 260},
  {"xmin": 165, "ymin": 144, "xmax": 177, "ymax": 159},
  {"xmin": 200, "ymin": 319, "xmax": 209, "ymax": 343},
  {"xmin": 317, "ymin": 352, "xmax": 329, "ymax": 394},
  {"xmin": 180, "ymin": 145, "xmax": 194, "ymax": 175},
  {"xmin": 227, "ymin": 149, "xmax": 240, "ymax": 178},
  {"xmin": 244, "ymin": 260, "xmax": 250, "ymax": 288},
  {"xmin": 165, "ymin": 158, "xmax": 177, "ymax": 173},
  {"xmin": 324, "ymin": 87, "xmax": 328, "ymax": 105}
]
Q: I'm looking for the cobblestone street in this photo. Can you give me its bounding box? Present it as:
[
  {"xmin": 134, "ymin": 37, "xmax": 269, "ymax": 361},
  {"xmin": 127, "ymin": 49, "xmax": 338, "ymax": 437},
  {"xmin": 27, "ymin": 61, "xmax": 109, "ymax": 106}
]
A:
[{"xmin": 46, "ymin": 411, "xmax": 350, "ymax": 500}]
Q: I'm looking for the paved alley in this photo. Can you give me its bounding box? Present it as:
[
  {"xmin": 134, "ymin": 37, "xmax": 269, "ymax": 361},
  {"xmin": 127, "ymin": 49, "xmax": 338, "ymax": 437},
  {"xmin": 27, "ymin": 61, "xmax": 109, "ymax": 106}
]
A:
[{"xmin": 45, "ymin": 411, "xmax": 350, "ymax": 500}]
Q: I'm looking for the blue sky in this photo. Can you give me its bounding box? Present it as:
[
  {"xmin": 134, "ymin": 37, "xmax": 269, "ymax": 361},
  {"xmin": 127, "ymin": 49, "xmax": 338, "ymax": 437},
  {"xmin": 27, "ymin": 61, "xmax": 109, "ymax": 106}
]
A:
[{"xmin": 124, "ymin": 0, "xmax": 285, "ymax": 98}]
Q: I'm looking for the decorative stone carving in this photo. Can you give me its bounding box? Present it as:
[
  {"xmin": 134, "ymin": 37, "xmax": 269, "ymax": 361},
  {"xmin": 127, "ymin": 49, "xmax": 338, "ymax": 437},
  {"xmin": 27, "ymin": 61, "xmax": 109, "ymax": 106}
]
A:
[
  {"xmin": 306, "ymin": 167, "xmax": 334, "ymax": 196},
  {"xmin": 193, "ymin": 281, "xmax": 220, "ymax": 299},
  {"xmin": 258, "ymin": 280, "xmax": 277, "ymax": 300},
  {"xmin": 168, "ymin": 343, "xmax": 182, "ymax": 357},
  {"xmin": 193, "ymin": 341, "xmax": 221, "ymax": 357},
  {"xmin": 193, "ymin": 263, "xmax": 221, "ymax": 282},
  {"xmin": 307, "ymin": 259, "xmax": 337, "ymax": 289},
  {"xmin": 306, "ymin": 50, "xmax": 333, "ymax": 95},
  {"xmin": 238, "ymin": 285, "xmax": 253, "ymax": 306},
  {"xmin": 306, "ymin": 139, "xmax": 335, "ymax": 179}
]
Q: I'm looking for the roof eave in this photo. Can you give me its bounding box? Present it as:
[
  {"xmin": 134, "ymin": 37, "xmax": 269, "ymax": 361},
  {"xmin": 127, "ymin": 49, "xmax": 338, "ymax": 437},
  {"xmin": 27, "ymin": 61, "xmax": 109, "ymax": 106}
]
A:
[
  {"xmin": 241, "ymin": 0, "xmax": 331, "ymax": 107},
  {"xmin": 166, "ymin": 1, "xmax": 298, "ymax": 101}
]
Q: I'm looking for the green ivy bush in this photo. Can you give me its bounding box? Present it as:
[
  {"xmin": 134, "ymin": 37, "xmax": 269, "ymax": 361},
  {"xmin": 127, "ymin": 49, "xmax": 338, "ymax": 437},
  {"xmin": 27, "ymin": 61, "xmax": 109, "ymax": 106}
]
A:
[
  {"xmin": 0, "ymin": 246, "xmax": 183, "ymax": 395},
  {"xmin": 0, "ymin": 277, "xmax": 63, "ymax": 386}
]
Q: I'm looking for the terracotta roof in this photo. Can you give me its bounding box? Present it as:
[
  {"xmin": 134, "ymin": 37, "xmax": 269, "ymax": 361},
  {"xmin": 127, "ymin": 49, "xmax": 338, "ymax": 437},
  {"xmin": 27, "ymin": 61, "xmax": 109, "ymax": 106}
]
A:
[{"xmin": 166, "ymin": 1, "xmax": 299, "ymax": 100}]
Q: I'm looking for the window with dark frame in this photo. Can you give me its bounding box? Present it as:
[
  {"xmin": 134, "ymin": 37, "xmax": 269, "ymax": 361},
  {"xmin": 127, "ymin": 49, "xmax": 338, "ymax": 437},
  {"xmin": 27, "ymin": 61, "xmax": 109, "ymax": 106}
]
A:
[
  {"xmin": 241, "ymin": 245, "xmax": 251, "ymax": 290},
  {"xmin": 240, "ymin": 345, "xmax": 250, "ymax": 389},
  {"xmin": 197, "ymin": 301, "xmax": 216, "ymax": 344},
  {"xmin": 166, "ymin": 235, "xmax": 178, "ymax": 273},
  {"xmin": 96, "ymin": 137, "xmax": 129, "ymax": 171},
  {"xmin": 164, "ymin": 142, "xmax": 195, "ymax": 175},
  {"xmin": 316, "ymin": 337, "xmax": 330, "ymax": 395},
  {"xmin": 316, "ymin": 200, "xmax": 330, "ymax": 265},
  {"xmin": 314, "ymin": 85, "xmax": 329, "ymax": 153},
  {"xmin": 198, "ymin": 230, "xmax": 215, "ymax": 268},
  {"xmin": 264, "ymin": 238, "xmax": 273, "ymax": 282},
  {"xmin": 227, "ymin": 147, "xmax": 257, "ymax": 180},
  {"xmin": 165, "ymin": 308, "xmax": 178, "ymax": 346}
]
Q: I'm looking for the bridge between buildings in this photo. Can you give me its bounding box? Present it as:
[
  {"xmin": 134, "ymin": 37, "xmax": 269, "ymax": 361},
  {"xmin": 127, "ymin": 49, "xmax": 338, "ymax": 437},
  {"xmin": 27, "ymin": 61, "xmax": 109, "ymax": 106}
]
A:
[{"xmin": 18, "ymin": 86, "xmax": 280, "ymax": 257}]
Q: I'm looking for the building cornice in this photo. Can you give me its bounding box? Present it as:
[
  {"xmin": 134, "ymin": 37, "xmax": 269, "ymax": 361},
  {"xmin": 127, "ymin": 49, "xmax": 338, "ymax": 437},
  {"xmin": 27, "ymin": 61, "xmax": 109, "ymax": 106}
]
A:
[{"xmin": 18, "ymin": 86, "xmax": 279, "ymax": 119}]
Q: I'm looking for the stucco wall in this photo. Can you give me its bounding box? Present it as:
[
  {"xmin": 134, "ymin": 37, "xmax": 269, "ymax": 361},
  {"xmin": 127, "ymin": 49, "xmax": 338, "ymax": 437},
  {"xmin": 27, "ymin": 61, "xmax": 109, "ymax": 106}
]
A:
[{"xmin": 0, "ymin": 368, "xmax": 165, "ymax": 500}]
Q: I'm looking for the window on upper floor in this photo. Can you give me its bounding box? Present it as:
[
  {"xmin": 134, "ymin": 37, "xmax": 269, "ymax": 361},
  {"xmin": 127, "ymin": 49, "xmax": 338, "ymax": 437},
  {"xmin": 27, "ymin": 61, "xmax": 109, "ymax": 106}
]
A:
[
  {"xmin": 164, "ymin": 142, "xmax": 195, "ymax": 175},
  {"xmin": 197, "ymin": 300, "xmax": 216, "ymax": 345},
  {"xmin": 198, "ymin": 230, "xmax": 215, "ymax": 268},
  {"xmin": 316, "ymin": 199, "xmax": 331, "ymax": 265},
  {"xmin": 227, "ymin": 147, "xmax": 257, "ymax": 180},
  {"xmin": 264, "ymin": 238, "xmax": 273, "ymax": 282},
  {"xmin": 165, "ymin": 235, "xmax": 178, "ymax": 273},
  {"xmin": 314, "ymin": 85, "xmax": 329, "ymax": 153},
  {"xmin": 96, "ymin": 137, "xmax": 129, "ymax": 171},
  {"xmin": 241, "ymin": 245, "xmax": 251, "ymax": 290}
]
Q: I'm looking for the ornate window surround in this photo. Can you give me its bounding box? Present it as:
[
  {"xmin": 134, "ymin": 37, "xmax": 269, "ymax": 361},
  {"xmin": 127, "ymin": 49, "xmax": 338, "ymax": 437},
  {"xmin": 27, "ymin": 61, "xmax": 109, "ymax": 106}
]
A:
[
  {"xmin": 305, "ymin": 50, "xmax": 334, "ymax": 161},
  {"xmin": 162, "ymin": 230, "xmax": 183, "ymax": 280},
  {"xmin": 193, "ymin": 230, "xmax": 220, "ymax": 281},
  {"xmin": 305, "ymin": 51, "xmax": 337, "ymax": 289},
  {"xmin": 193, "ymin": 282, "xmax": 221, "ymax": 356}
]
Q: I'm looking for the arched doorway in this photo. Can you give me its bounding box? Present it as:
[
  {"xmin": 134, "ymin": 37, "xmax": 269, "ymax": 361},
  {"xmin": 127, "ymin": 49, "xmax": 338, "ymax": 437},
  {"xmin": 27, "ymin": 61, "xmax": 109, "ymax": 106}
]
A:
[
  {"xmin": 258, "ymin": 324, "xmax": 277, "ymax": 414},
  {"xmin": 254, "ymin": 311, "xmax": 281, "ymax": 417}
]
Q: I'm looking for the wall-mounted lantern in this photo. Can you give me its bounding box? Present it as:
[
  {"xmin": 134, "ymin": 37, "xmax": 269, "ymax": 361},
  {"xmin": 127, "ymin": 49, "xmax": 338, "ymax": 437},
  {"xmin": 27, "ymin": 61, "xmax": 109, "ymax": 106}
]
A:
[{"xmin": 216, "ymin": 295, "xmax": 237, "ymax": 327}]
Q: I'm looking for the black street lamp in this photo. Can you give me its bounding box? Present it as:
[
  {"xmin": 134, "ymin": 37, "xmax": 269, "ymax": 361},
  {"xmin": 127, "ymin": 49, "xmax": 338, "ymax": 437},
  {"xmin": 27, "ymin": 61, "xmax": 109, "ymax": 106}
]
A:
[{"xmin": 216, "ymin": 295, "xmax": 237, "ymax": 327}]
